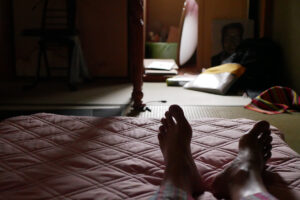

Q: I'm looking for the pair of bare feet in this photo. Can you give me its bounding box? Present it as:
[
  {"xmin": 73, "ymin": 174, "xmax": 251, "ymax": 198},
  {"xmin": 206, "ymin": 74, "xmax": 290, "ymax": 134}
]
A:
[{"xmin": 158, "ymin": 105, "xmax": 273, "ymax": 199}]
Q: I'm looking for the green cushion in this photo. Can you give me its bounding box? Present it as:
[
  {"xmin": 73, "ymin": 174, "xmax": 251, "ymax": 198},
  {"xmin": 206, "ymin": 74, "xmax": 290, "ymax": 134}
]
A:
[{"xmin": 145, "ymin": 42, "xmax": 178, "ymax": 60}]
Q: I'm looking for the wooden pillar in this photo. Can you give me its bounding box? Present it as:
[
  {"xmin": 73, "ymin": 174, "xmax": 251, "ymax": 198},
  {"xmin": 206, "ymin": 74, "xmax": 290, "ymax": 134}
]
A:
[
  {"xmin": 128, "ymin": 0, "xmax": 145, "ymax": 111},
  {"xmin": 259, "ymin": 0, "xmax": 273, "ymax": 37}
]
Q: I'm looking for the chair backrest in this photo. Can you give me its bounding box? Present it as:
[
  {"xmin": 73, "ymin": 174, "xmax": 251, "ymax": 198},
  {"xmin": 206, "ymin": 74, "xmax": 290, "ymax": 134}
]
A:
[
  {"xmin": 41, "ymin": 0, "xmax": 76, "ymax": 32},
  {"xmin": 177, "ymin": 0, "xmax": 199, "ymax": 66}
]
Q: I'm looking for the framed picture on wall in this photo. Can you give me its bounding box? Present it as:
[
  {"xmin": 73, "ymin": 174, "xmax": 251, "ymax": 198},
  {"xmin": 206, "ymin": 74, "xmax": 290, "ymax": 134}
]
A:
[{"xmin": 211, "ymin": 19, "xmax": 254, "ymax": 67}]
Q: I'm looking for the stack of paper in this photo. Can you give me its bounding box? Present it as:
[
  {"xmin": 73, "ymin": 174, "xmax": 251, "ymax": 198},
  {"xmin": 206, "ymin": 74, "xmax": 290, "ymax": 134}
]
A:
[
  {"xmin": 166, "ymin": 74, "xmax": 197, "ymax": 86},
  {"xmin": 144, "ymin": 59, "xmax": 178, "ymax": 75}
]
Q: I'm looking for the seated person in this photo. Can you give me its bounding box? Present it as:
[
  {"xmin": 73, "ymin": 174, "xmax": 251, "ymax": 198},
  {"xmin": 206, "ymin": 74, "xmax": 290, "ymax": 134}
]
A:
[
  {"xmin": 151, "ymin": 105, "xmax": 277, "ymax": 200},
  {"xmin": 211, "ymin": 23, "xmax": 244, "ymax": 67}
]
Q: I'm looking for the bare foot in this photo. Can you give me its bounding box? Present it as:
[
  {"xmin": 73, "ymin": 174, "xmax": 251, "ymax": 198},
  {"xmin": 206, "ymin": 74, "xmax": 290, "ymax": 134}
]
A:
[
  {"xmin": 158, "ymin": 105, "xmax": 204, "ymax": 197},
  {"xmin": 212, "ymin": 120, "xmax": 273, "ymax": 200}
]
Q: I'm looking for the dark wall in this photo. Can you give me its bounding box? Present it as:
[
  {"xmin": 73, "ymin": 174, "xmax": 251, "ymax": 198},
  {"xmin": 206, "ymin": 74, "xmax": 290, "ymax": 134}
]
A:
[
  {"xmin": 0, "ymin": 0, "xmax": 13, "ymax": 80},
  {"xmin": 147, "ymin": 0, "xmax": 184, "ymax": 34},
  {"xmin": 12, "ymin": 0, "xmax": 128, "ymax": 78},
  {"xmin": 271, "ymin": 0, "xmax": 300, "ymax": 93}
]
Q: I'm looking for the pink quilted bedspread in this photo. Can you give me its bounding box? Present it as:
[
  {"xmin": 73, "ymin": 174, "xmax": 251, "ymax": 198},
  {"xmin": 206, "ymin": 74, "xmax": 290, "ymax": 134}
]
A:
[{"xmin": 0, "ymin": 113, "xmax": 299, "ymax": 200}]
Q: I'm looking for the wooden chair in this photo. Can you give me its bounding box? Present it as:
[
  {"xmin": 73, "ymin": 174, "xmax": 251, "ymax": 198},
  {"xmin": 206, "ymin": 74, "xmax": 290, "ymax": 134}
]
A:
[{"xmin": 23, "ymin": 0, "xmax": 81, "ymax": 90}]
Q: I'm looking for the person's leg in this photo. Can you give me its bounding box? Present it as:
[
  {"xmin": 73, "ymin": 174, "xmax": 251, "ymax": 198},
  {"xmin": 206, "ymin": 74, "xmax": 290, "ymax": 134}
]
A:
[
  {"xmin": 151, "ymin": 105, "xmax": 204, "ymax": 199},
  {"xmin": 212, "ymin": 120, "xmax": 278, "ymax": 200},
  {"xmin": 151, "ymin": 105, "xmax": 277, "ymax": 200}
]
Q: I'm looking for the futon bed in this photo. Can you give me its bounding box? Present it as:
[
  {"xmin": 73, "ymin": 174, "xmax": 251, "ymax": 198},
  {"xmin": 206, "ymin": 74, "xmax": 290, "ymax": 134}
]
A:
[{"xmin": 0, "ymin": 113, "xmax": 299, "ymax": 199}]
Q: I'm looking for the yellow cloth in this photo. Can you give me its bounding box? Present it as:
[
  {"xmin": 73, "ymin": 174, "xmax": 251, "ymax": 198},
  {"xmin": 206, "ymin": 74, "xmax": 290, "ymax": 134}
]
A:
[{"xmin": 203, "ymin": 63, "xmax": 245, "ymax": 77}]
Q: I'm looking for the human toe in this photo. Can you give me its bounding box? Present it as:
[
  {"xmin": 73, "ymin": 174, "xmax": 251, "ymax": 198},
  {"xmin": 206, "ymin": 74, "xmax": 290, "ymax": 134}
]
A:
[
  {"xmin": 169, "ymin": 104, "xmax": 186, "ymax": 123},
  {"xmin": 159, "ymin": 125, "xmax": 166, "ymax": 133},
  {"xmin": 264, "ymin": 151, "xmax": 272, "ymax": 161},
  {"xmin": 259, "ymin": 131, "xmax": 272, "ymax": 151},
  {"xmin": 165, "ymin": 111, "xmax": 175, "ymax": 127},
  {"xmin": 161, "ymin": 118, "xmax": 168, "ymax": 128},
  {"xmin": 159, "ymin": 125, "xmax": 166, "ymax": 138},
  {"xmin": 248, "ymin": 121, "xmax": 270, "ymax": 137}
]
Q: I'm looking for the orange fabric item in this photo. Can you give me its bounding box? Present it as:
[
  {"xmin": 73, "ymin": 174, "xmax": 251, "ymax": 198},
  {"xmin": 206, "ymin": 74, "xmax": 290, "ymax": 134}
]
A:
[{"xmin": 245, "ymin": 86, "xmax": 300, "ymax": 114}]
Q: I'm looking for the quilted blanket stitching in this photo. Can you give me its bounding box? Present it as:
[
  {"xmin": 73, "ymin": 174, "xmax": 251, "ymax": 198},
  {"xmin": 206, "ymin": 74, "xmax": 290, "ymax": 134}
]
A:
[
  {"xmin": 0, "ymin": 114, "xmax": 300, "ymax": 200},
  {"xmin": 0, "ymin": 120, "xmax": 138, "ymax": 199}
]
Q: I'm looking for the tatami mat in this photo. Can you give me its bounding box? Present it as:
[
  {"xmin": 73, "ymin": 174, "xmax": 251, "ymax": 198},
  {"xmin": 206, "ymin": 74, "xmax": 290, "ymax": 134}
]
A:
[
  {"xmin": 0, "ymin": 81, "xmax": 133, "ymax": 105},
  {"xmin": 142, "ymin": 83, "xmax": 251, "ymax": 106},
  {"xmin": 1, "ymin": 80, "xmax": 299, "ymax": 153},
  {"xmin": 131, "ymin": 105, "xmax": 300, "ymax": 154},
  {"xmin": 0, "ymin": 81, "xmax": 250, "ymax": 106}
]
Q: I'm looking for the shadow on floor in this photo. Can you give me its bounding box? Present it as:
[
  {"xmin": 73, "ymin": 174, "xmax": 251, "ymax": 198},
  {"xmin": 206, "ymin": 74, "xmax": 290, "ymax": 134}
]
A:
[{"xmin": 0, "ymin": 108, "xmax": 123, "ymax": 121}]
